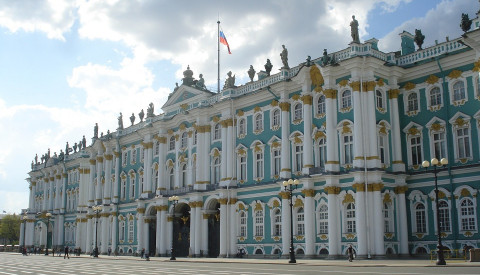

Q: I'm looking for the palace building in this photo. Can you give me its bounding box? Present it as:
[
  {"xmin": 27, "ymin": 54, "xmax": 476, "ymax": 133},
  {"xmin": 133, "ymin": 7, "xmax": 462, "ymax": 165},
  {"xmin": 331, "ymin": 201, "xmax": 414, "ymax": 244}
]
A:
[{"xmin": 21, "ymin": 10, "xmax": 480, "ymax": 258}]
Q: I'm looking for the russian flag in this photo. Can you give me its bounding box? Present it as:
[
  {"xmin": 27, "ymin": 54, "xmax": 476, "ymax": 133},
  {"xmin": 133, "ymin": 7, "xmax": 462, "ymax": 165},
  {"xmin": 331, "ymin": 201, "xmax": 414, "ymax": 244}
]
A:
[{"xmin": 219, "ymin": 31, "xmax": 231, "ymax": 54}]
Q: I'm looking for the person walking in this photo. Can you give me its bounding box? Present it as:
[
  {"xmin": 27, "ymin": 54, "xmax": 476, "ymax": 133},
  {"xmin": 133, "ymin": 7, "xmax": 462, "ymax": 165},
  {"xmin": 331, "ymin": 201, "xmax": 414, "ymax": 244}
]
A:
[
  {"xmin": 64, "ymin": 246, "xmax": 69, "ymax": 259},
  {"xmin": 347, "ymin": 245, "xmax": 355, "ymax": 262},
  {"xmin": 108, "ymin": 247, "xmax": 111, "ymax": 256}
]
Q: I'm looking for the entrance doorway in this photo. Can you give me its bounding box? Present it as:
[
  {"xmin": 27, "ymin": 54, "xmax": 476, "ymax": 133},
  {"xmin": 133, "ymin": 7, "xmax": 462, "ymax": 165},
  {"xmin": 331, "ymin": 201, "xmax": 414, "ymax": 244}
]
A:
[
  {"xmin": 207, "ymin": 202, "xmax": 220, "ymax": 257},
  {"xmin": 172, "ymin": 203, "xmax": 190, "ymax": 257}
]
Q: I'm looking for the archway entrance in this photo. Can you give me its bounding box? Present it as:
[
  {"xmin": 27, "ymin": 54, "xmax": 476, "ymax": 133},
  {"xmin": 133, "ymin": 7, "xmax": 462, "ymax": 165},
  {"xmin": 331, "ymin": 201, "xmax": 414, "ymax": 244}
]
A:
[
  {"xmin": 172, "ymin": 203, "xmax": 190, "ymax": 257},
  {"xmin": 147, "ymin": 207, "xmax": 157, "ymax": 256},
  {"xmin": 207, "ymin": 201, "xmax": 220, "ymax": 258}
]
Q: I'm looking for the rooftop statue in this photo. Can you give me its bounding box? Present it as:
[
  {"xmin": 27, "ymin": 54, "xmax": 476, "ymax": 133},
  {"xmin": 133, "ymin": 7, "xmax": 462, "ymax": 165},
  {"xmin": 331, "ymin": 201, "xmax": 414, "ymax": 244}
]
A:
[
  {"xmin": 196, "ymin": 74, "xmax": 206, "ymax": 90},
  {"xmin": 306, "ymin": 56, "xmax": 312, "ymax": 67},
  {"xmin": 139, "ymin": 109, "xmax": 145, "ymax": 122},
  {"xmin": 130, "ymin": 113, "xmax": 135, "ymax": 125},
  {"xmin": 47, "ymin": 148, "xmax": 50, "ymax": 159},
  {"xmin": 350, "ymin": 15, "xmax": 360, "ymax": 43},
  {"xmin": 460, "ymin": 13, "xmax": 472, "ymax": 33},
  {"xmin": 107, "ymin": 130, "xmax": 111, "ymax": 140},
  {"xmin": 59, "ymin": 150, "xmax": 64, "ymax": 161},
  {"xmin": 31, "ymin": 161, "xmax": 34, "ymax": 170},
  {"xmin": 94, "ymin": 123, "xmax": 98, "ymax": 139},
  {"xmin": 147, "ymin": 102, "xmax": 155, "ymax": 118},
  {"xmin": 118, "ymin": 112, "xmax": 124, "ymax": 130},
  {"xmin": 78, "ymin": 139, "xmax": 83, "ymax": 150},
  {"xmin": 414, "ymin": 29, "xmax": 425, "ymax": 50},
  {"xmin": 53, "ymin": 152, "xmax": 57, "ymax": 158},
  {"xmin": 82, "ymin": 135, "xmax": 86, "ymax": 149},
  {"xmin": 264, "ymin": 59, "xmax": 273, "ymax": 76},
  {"xmin": 248, "ymin": 65, "xmax": 256, "ymax": 82},
  {"xmin": 280, "ymin": 45, "xmax": 289, "ymax": 69},
  {"xmin": 321, "ymin": 49, "xmax": 330, "ymax": 66},
  {"xmin": 35, "ymin": 154, "xmax": 38, "ymax": 164},
  {"xmin": 174, "ymin": 82, "xmax": 179, "ymax": 91},
  {"xmin": 182, "ymin": 65, "xmax": 195, "ymax": 86},
  {"xmin": 73, "ymin": 143, "xmax": 78, "ymax": 153},
  {"xmin": 223, "ymin": 71, "xmax": 236, "ymax": 89},
  {"xmin": 65, "ymin": 142, "xmax": 70, "ymax": 155}
]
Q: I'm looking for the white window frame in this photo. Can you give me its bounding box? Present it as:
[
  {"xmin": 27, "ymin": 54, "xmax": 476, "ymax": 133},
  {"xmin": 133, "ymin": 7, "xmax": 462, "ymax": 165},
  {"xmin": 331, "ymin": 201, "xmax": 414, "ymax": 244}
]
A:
[
  {"xmin": 238, "ymin": 118, "xmax": 246, "ymax": 137},
  {"xmin": 403, "ymin": 123, "xmax": 424, "ymax": 168},
  {"xmin": 426, "ymin": 119, "xmax": 447, "ymax": 161},
  {"xmin": 375, "ymin": 89, "xmax": 386, "ymax": 112},
  {"xmin": 295, "ymin": 207, "xmax": 305, "ymax": 236},
  {"xmin": 131, "ymin": 148, "xmax": 137, "ymax": 165},
  {"xmin": 316, "ymin": 94, "xmax": 326, "ymax": 117},
  {"xmin": 340, "ymin": 89, "xmax": 352, "ymax": 111},
  {"xmin": 169, "ymin": 136, "xmax": 175, "ymax": 151},
  {"xmin": 214, "ymin": 123, "xmax": 221, "ymax": 140},
  {"xmin": 315, "ymin": 137, "xmax": 327, "ymax": 168},
  {"xmin": 122, "ymin": 151, "xmax": 128, "ymax": 167},
  {"xmin": 236, "ymin": 146, "xmax": 247, "ymax": 183},
  {"xmin": 251, "ymin": 142, "xmax": 265, "ymax": 181},
  {"xmin": 271, "ymin": 207, "xmax": 282, "ymax": 237},
  {"xmin": 254, "ymin": 113, "xmax": 263, "ymax": 133},
  {"xmin": 292, "ymin": 103, "xmax": 303, "ymax": 121},
  {"xmin": 181, "ymin": 132, "xmax": 188, "ymax": 149},
  {"xmin": 427, "ymin": 86, "xmax": 443, "ymax": 111},
  {"xmin": 271, "ymin": 108, "xmax": 281, "ymax": 130},
  {"xmin": 404, "ymin": 90, "xmax": 420, "ymax": 116},
  {"xmin": 459, "ymin": 198, "xmax": 477, "ymax": 232},
  {"xmin": 450, "ymin": 79, "xmax": 468, "ymax": 106},
  {"xmin": 450, "ymin": 114, "xmax": 473, "ymax": 162},
  {"xmin": 181, "ymin": 163, "xmax": 187, "ymax": 188},
  {"xmin": 254, "ymin": 209, "xmax": 264, "ymax": 237},
  {"xmin": 212, "ymin": 157, "xmax": 221, "ymax": 184},
  {"xmin": 272, "ymin": 147, "xmax": 281, "ymax": 178},
  {"xmin": 128, "ymin": 219, "xmax": 134, "ymax": 242},
  {"xmin": 383, "ymin": 202, "xmax": 394, "ymax": 233},
  {"xmin": 344, "ymin": 202, "xmax": 356, "ymax": 233},
  {"xmin": 317, "ymin": 203, "xmax": 328, "ymax": 234},
  {"xmin": 239, "ymin": 210, "xmax": 247, "ymax": 238},
  {"xmin": 129, "ymin": 173, "xmax": 136, "ymax": 199},
  {"xmin": 168, "ymin": 166, "xmax": 174, "ymax": 190},
  {"xmin": 414, "ymin": 202, "xmax": 427, "ymax": 233}
]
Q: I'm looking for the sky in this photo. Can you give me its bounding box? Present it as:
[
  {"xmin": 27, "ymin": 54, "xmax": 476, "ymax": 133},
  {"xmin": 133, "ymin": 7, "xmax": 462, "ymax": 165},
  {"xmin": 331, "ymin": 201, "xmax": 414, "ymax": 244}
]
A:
[{"xmin": 0, "ymin": 0, "xmax": 477, "ymax": 214}]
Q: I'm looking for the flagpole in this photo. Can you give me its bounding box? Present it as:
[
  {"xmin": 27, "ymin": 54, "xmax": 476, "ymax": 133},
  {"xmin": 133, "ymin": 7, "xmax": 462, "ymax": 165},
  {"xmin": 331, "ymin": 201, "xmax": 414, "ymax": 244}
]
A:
[{"xmin": 217, "ymin": 20, "xmax": 220, "ymax": 93}]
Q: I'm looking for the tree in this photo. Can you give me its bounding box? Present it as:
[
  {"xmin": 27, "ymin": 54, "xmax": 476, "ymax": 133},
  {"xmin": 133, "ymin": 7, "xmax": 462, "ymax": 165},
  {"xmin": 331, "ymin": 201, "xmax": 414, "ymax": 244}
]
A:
[{"xmin": 0, "ymin": 214, "xmax": 21, "ymax": 245}]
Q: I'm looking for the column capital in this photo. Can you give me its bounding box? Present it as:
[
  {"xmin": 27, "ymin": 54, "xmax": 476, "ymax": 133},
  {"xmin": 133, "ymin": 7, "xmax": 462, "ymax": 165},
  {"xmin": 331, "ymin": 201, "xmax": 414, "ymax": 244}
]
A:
[
  {"xmin": 394, "ymin": 185, "xmax": 408, "ymax": 194},
  {"xmin": 388, "ymin": 89, "xmax": 400, "ymax": 99},
  {"xmin": 352, "ymin": 183, "xmax": 365, "ymax": 192},
  {"xmin": 279, "ymin": 191, "xmax": 290, "ymax": 200},
  {"xmin": 369, "ymin": 183, "xmax": 384, "ymax": 192},
  {"xmin": 302, "ymin": 189, "xmax": 315, "ymax": 197},
  {"xmin": 324, "ymin": 89, "xmax": 337, "ymax": 99},
  {"xmin": 301, "ymin": 95, "xmax": 313, "ymax": 105},
  {"xmin": 218, "ymin": 198, "xmax": 228, "ymax": 205},
  {"xmin": 324, "ymin": 186, "xmax": 340, "ymax": 194},
  {"xmin": 279, "ymin": 102, "xmax": 290, "ymax": 111}
]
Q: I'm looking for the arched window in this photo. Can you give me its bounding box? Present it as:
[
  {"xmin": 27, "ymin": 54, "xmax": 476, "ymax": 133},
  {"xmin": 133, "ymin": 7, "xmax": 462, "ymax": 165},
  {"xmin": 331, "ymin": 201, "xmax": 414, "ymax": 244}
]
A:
[
  {"xmin": 129, "ymin": 175, "xmax": 135, "ymax": 199},
  {"xmin": 460, "ymin": 198, "xmax": 476, "ymax": 231},
  {"xmin": 438, "ymin": 200, "xmax": 451, "ymax": 232},
  {"xmin": 430, "ymin": 87, "xmax": 442, "ymax": 106},
  {"xmin": 181, "ymin": 132, "xmax": 188, "ymax": 148},
  {"xmin": 131, "ymin": 148, "xmax": 137, "ymax": 164},
  {"xmin": 238, "ymin": 118, "xmax": 246, "ymax": 135},
  {"xmin": 272, "ymin": 148, "xmax": 281, "ymax": 176},
  {"xmin": 407, "ymin": 93, "xmax": 418, "ymax": 112},
  {"xmin": 342, "ymin": 90, "xmax": 352, "ymax": 109},
  {"xmin": 254, "ymin": 114, "xmax": 263, "ymax": 131},
  {"xmin": 128, "ymin": 220, "xmax": 134, "ymax": 242},
  {"xmin": 120, "ymin": 178, "xmax": 126, "ymax": 200},
  {"xmin": 272, "ymin": 109, "xmax": 280, "ymax": 127},
  {"xmin": 415, "ymin": 203, "xmax": 426, "ymax": 233},
  {"xmin": 453, "ymin": 81, "xmax": 466, "ymax": 101},
  {"xmin": 294, "ymin": 103, "xmax": 303, "ymax": 120},
  {"xmin": 384, "ymin": 203, "xmax": 393, "ymax": 233},
  {"xmin": 254, "ymin": 151, "xmax": 264, "ymax": 178},
  {"xmin": 273, "ymin": 208, "xmax": 281, "ymax": 236},
  {"xmin": 214, "ymin": 123, "xmax": 221, "ymax": 140},
  {"xmin": 154, "ymin": 170, "xmax": 159, "ymax": 190},
  {"xmin": 345, "ymin": 203, "xmax": 356, "ymax": 233},
  {"xmin": 181, "ymin": 164, "xmax": 187, "ymax": 188},
  {"xmin": 318, "ymin": 204, "xmax": 328, "ymax": 234},
  {"xmin": 296, "ymin": 207, "xmax": 305, "ymax": 236},
  {"xmin": 169, "ymin": 136, "xmax": 175, "ymax": 151},
  {"xmin": 317, "ymin": 95, "xmax": 326, "ymax": 115},
  {"xmin": 376, "ymin": 90, "xmax": 384, "ymax": 109},
  {"xmin": 119, "ymin": 221, "xmax": 125, "ymax": 242},
  {"xmin": 214, "ymin": 157, "xmax": 221, "ymax": 184},
  {"xmin": 343, "ymin": 134, "xmax": 353, "ymax": 165},
  {"xmin": 318, "ymin": 138, "xmax": 326, "ymax": 168},
  {"xmin": 239, "ymin": 154, "xmax": 247, "ymax": 182}
]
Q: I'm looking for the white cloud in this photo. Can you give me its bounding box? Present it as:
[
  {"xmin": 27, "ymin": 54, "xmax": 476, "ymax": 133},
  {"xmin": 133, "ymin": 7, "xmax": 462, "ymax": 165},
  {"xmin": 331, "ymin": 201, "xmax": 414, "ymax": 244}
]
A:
[
  {"xmin": 378, "ymin": 0, "xmax": 477, "ymax": 52},
  {"xmin": 0, "ymin": 0, "xmax": 77, "ymax": 40}
]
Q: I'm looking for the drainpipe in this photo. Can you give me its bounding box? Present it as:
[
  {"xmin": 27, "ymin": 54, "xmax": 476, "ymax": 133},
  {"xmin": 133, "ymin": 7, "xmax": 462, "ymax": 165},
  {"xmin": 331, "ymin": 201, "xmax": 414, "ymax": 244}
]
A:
[{"xmin": 435, "ymin": 56, "xmax": 457, "ymax": 249}]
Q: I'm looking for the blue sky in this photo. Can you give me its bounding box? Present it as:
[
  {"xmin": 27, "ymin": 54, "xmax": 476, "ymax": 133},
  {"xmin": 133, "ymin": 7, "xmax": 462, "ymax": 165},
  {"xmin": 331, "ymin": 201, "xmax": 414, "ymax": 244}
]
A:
[{"xmin": 0, "ymin": 0, "xmax": 476, "ymax": 214}]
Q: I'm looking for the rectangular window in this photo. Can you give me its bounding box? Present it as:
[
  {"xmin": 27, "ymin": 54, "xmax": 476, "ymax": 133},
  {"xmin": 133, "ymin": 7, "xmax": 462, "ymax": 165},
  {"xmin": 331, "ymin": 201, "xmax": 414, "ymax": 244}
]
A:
[
  {"xmin": 295, "ymin": 145, "xmax": 303, "ymax": 172},
  {"xmin": 344, "ymin": 135, "xmax": 353, "ymax": 165},
  {"xmin": 456, "ymin": 128, "xmax": 471, "ymax": 159},
  {"xmin": 128, "ymin": 221, "xmax": 134, "ymax": 242},
  {"xmin": 378, "ymin": 135, "xmax": 386, "ymax": 164},
  {"xmin": 255, "ymin": 152, "xmax": 264, "ymax": 178},
  {"xmin": 410, "ymin": 136, "xmax": 422, "ymax": 166},
  {"xmin": 433, "ymin": 132, "xmax": 446, "ymax": 160},
  {"xmin": 273, "ymin": 150, "xmax": 281, "ymax": 176},
  {"xmin": 239, "ymin": 156, "xmax": 247, "ymax": 181}
]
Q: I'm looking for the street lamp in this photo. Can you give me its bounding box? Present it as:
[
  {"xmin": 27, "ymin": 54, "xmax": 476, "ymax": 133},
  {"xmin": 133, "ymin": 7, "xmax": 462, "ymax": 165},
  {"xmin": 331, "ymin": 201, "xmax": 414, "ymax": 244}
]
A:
[
  {"xmin": 92, "ymin": 205, "xmax": 102, "ymax": 258},
  {"xmin": 422, "ymin": 157, "xmax": 448, "ymax": 266},
  {"xmin": 44, "ymin": 213, "xmax": 52, "ymax": 256},
  {"xmin": 282, "ymin": 179, "xmax": 300, "ymax": 264},
  {"xmin": 168, "ymin": 195, "xmax": 179, "ymax": 261}
]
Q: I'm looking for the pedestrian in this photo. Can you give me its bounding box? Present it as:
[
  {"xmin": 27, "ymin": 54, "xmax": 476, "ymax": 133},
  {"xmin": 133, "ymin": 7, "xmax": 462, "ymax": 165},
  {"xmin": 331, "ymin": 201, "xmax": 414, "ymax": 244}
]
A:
[
  {"xmin": 114, "ymin": 247, "xmax": 118, "ymax": 257},
  {"xmin": 140, "ymin": 248, "xmax": 145, "ymax": 259},
  {"xmin": 347, "ymin": 245, "xmax": 355, "ymax": 262},
  {"xmin": 108, "ymin": 247, "xmax": 111, "ymax": 256},
  {"xmin": 64, "ymin": 246, "xmax": 69, "ymax": 259},
  {"xmin": 52, "ymin": 247, "xmax": 55, "ymax": 257}
]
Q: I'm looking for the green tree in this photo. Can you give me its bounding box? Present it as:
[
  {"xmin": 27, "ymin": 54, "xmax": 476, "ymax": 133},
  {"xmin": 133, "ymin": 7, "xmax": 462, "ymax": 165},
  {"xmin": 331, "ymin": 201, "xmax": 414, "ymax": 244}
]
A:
[{"xmin": 0, "ymin": 214, "xmax": 21, "ymax": 245}]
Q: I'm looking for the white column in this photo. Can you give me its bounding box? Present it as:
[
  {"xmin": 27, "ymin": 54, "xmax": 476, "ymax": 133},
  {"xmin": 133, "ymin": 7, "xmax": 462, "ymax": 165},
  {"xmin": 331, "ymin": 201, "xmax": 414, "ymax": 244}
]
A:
[
  {"xmin": 174, "ymin": 135, "xmax": 181, "ymax": 189},
  {"xmin": 143, "ymin": 140, "xmax": 153, "ymax": 194},
  {"xmin": 219, "ymin": 199, "xmax": 227, "ymax": 257},
  {"xmin": 58, "ymin": 215, "xmax": 65, "ymax": 247},
  {"xmin": 49, "ymin": 176, "xmax": 54, "ymax": 211},
  {"xmin": 101, "ymin": 215, "xmax": 108, "ymax": 254},
  {"xmin": 203, "ymin": 126, "xmax": 211, "ymax": 183},
  {"xmin": 352, "ymin": 84, "xmax": 365, "ymax": 168},
  {"xmin": 144, "ymin": 218, "xmax": 150, "ymax": 254},
  {"xmin": 187, "ymin": 132, "xmax": 193, "ymax": 186},
  {"xmin": 372, "ymin": 184, "xmax": 384, "ymax": 256},
  {"xmin": 20, "ymin": 222, "xmax": 25, "ymax": 248},
  {"xmin": 281, "ymin": 192, "xmax": 291, "ymax": 255},
  {"xmin": 104, "ymin": 153, "xmax": 112, "ymax": 204},
  {"xmin": 226, "ymin": 119, "xmax": 234, "ymax": 182},
  {"xmin": 221, "ymin": 121, "xmax": 228, "ymax": 182},
  {"xmin": 55, "ymin": 174, "xmax": 61, "ymax": 211},
  {"xmin": 326, "ymin": 185, "xmax": 340, "ymax": 256},
  {"xmin": 366, "ymin": 83, "xmax": 379, "ymax": 168},
  {"xmin": 302, "ymin": 93, "xmax": 313, "ymax": 175},
  {"xmin": 157, "ymin": 135, "xmax": 167, "ymax": 191},
  {"xmin": 113, "ymin": 151, "xmax": 120, "ymax": 203},
  {"xmin": 28, "ymin": 183, "xmax": 35, "ymax": 210},
  {"xmin": 111, "ymin": 213, "xmax": 117, "ymax": 254},
  {"xmin": 354, "ymin": 185, "xmax": 367, "ymax": 256},
  {"xmin": 229, "ymin": 200, "xmax": 237, "ymax": 256},
  {"xmin": 389, "ymin": 89, "xmax": 404, "ymax": 172},
  {"xmin": 85, "ymin": 217, "xmax": 93, "ymax": 254},
  {"xmin": 167, "ymin": 215, "xmax": 173, "ymax": 256},
  {"xmin": 202, "ymin": 212, "xmax": 208, "ymax": 255},
  {"xmin": 155, "ymin": 208, "xmax": 162, "ymax": 255},
  {"xmin": 137, "ymin": 212, "xmax": 144, "ymax": 251},
  {"xmin": 189, "ymin": 205, "xmax": 196, "ymax": 256},
  {"xmin": 280, "ymin": 102, "xmax": 291, "ymax": 179},
  {"xmin": 397, "ymin": 185, "xmax": 409, "ymax": 254},
  {"xmin": 25, "ymin": 220, "xmax": 34, "ymax": 247},
  {"xmin": 194, "ymin": 206, "xmax": 202, "ymax": 255},
  {"xmin": 88, "ymin": 159, "xmax": 96, "ymax": 206},
  {"xmin": 324, "ymin": 89, "xmax": 339, "ymax": 172},
  {"xmin": 159, "ymin": 207, "xmax": 167, "ymax": 255},
  {"xmin": 304, "ymin": 190, "xmax": 315, "ymax": 255},
  {"xmin": 95, "ymin": 156, "xmax": 103, "ymax": 204},
  {"xmin": 195, "ymin": 128, "xmax": 205, "ymax": 186}
]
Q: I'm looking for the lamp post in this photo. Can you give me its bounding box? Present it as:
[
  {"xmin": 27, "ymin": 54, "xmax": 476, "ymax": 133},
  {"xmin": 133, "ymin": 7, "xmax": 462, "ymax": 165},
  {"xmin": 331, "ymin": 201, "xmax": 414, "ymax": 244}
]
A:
[
  {"xmin": 422, "ymin": 157, "xmax": 448, "ymax": 266},
  {"xmin": 282, "ymin": 179, "xmax": 300, "ymax": 264},
  {"xmin": 44, "ymin": 213, "xmax": 52, "ymax": 256},
  {"xmin": 92, "ymin": 205, "xmax": 102, "ymax": 258},
  {"xmin": 168, "ymin": 195, "xmax": 179, "ymax": 261}
]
